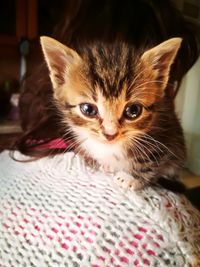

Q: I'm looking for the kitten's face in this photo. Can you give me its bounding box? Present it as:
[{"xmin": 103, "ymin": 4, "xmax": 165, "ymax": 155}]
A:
[
  {"xmin": 56, "ymin": 74, "xmax": 156, "ymax": 146},
  {"xmin": 40, "ymin": 37, "xmax": 183, "ymax": 165}
]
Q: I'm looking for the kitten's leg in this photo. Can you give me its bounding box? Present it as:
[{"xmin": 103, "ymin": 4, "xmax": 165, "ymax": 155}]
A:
[{"xmin": 114, "ymin": 172, "xmax": 143, "ymax": 191}]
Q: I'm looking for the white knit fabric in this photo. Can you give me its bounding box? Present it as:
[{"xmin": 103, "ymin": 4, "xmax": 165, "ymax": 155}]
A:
[{"xmin": 0, "ymin": 150, "xmax": 200, "ymax": 267}]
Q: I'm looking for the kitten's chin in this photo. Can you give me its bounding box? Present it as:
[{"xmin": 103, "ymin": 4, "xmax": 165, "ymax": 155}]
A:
[
  {"xmin": 81, "ymin": 137, "xmax": 124, "ymax": 156},
  {"xmin": 80, "ymin": 136, "xmax": 129, "ymax": 170},
  {"xmin": 74, "ymin": 129, "xmax": 130, "ymax": 171}
]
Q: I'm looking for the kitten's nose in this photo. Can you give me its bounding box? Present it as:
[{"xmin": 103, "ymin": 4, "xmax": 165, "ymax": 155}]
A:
[{"xmin": 103, "ymin": 132, "xmax": 118, "ymax": 141}]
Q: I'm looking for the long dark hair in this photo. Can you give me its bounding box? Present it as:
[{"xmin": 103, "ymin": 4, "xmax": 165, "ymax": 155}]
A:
[{"xmin": 14, "ymin": 0, "xmax": 199, "ymax": 157}]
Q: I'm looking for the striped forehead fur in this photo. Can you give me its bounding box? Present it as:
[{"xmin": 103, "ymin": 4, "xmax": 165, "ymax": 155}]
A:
[{"xmin": 79, "ymin": 41, "xmax": 138, "ymax": 98}]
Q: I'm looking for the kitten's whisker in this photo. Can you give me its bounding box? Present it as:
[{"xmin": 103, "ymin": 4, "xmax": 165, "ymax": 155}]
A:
[
  {"xmin": 143, "ymin": 133, "xmax": 180, "ymax": 160},
  {"xmin": 65, "ymin": 139, "xmax": 82, "ymax": 151},
  {"xmin": 62, "ymin": 127, "xmax": 75, "ymax": 135},
  {"xmin": 60, "ymin": 142, "xmax": 76, "ymax": 154},
  {"xmin": 134, "ymin": 135, "xmax": 163, "ymax": 155},
  {"xmin": 73, "ymin": 137, "xmax": 88, "ymax": 155},
  {"xmin": 63, "ymin": 142, "xmax": 76, "ymax": 152},
  {"xmin": 132, "ymin": 136, "xmax": 160, "ymax": 166},
  {"xmin": 140, "ymin": 134, "xmax": 165, "ymax": 156},
  {"xmin": 126, "ymin": 140, "xmax": 138, "ymax": 170},
  {"xmin": 131, "ymin": 143, "xmax": 146, "ymax": 168},
  {"xmin": 134, "ymin": 139, "xmax": 162, "ymax": 161},
  {"xmin": 129, "ymin": 134, "xmax": 159, "ymax": 153},
  {"xmin": 129, "ymin": 145, "xmax": 142, "ymax": 166},
  {"xmin": 130, "ymin": 137, "xmax": 158, "ymax": 166},
  {"xmin": 62, "ymin": 132, "xmax": 77, "ymax": 139},
  {"xmin": 61, "ymin": 134, "xmax": 76, "ymax": 143},
  {"xmin": 61, "ymin": 132, "xmax": 84, "ymax": 152},
  {"xmin": 132, "ymin": 143, "xmax": 151, "ymax": 166},
  {"xmin": 58, "ymin": 131, "xmax": 75, "ymax": 144}
]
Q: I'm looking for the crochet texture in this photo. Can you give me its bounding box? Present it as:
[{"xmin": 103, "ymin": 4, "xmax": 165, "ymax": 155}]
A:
[{"xmin": 0, "ymin": 150, "xmax": 200, "ymax": 267}]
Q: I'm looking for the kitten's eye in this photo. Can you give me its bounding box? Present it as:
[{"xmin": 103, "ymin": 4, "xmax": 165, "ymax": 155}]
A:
[
  {"xmin": 80, "ymin": 103, "xmax": 98, "ymax": 118},
  {"xmin": 123, "ymin": 103, "xmax": 142, "ymax": 120}
]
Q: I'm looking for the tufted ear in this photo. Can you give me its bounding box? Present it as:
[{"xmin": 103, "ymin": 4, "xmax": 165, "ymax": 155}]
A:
[
  {"xmin": 140, "ymin": 38, "xmax": 182, "ymax": 92},
  {"xmin": 40, "ymin": 36, "xmax": 82, "ymax": 89}
]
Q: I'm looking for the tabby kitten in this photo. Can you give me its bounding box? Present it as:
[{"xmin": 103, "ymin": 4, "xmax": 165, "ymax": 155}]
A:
[{"xmin": 40, "ymin": 36, "xmax": 185, "ymax": 191}]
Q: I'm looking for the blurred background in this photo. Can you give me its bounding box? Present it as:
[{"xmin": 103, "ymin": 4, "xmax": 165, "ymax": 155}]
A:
[
  {"xmin": 174, "ymin": 0, "xmax": 200, "ymax": 178},
  {"xmin": 0, "ymin": 0, "xmax": 199, "ymax": 185},
  {"xmin": 0, "ymin": 0, "xmax": 67, "ymax": 130}
]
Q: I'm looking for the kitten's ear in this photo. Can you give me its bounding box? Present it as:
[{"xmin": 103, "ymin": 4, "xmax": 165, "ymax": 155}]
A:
[
  {"xmin": 40, "ymin": 36, "xmax": 82, "ymax": 89},
  {"xmin": 140, "ymin": 38, "xmax": 182, "ymax": 91}
]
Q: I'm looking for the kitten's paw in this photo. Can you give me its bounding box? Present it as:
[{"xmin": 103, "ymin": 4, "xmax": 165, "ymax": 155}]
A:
[{"xmin": 114, "ymin": 172, "xmax": 142, "ymax": 191}]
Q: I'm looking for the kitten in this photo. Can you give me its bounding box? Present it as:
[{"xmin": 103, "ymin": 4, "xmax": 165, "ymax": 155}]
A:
[{"xmin": 40, "ymin": 36, "xmax": 186, "ymax": 191}]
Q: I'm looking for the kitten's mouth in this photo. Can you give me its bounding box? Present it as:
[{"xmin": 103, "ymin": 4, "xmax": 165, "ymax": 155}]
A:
[
  {"xmin": 100, "ymin": 135, "xmax": 121, "ymax": 144},
  {"xmin": 102, "ymin": 139, "xmax": 117, "ymax": 144}
]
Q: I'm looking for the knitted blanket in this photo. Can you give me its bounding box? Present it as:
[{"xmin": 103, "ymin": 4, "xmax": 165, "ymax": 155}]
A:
[{"xmin": 0, "ymin": 150, "xmax": 200, "ymax": 267}]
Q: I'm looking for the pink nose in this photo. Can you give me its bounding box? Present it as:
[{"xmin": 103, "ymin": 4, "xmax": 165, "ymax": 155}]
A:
[{"xmin": 103, "ymin": 132, "xmax": 118, "ymax": 141}]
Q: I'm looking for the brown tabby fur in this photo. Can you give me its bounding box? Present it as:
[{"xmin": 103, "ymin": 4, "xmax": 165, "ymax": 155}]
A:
[{"xmin": 40, "ymin": 36, "xmax": 186, "ymax": 190}]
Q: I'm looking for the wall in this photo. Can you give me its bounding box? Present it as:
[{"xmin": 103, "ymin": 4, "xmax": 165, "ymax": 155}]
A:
[{"xmin": 176, "ymin": 56, "xmax": 200, "ymax": 175}]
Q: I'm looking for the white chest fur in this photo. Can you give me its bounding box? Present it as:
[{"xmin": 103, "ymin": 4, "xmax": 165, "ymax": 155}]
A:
[{"xmin": 81, "ymin": 138, "xmax": 131, "ymax": 172}]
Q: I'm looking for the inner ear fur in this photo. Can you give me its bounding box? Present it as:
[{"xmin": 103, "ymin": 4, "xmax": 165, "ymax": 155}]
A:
[
  {"xmin": 140, "ymin": 37, "xmax": 182, "ymax": 92},
  {"xmin": 40, "ymin": 36, "xmax": 82, "ymax": 89}
]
